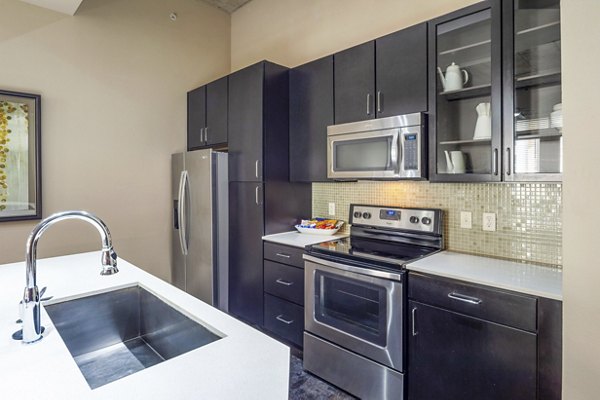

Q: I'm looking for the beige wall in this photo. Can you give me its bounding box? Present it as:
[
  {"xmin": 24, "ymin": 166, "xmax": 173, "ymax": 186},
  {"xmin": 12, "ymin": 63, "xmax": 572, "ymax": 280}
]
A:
[
  {"xmin": 0, "ymin": 0, "xmax": 230, "ymax": 281},
  {"xmin": 562, "ymin": 0, "xmax": 600, "ymax": 398},
  {"xmin": 231, "ymin": 0, "xmax": 479, "ymax": 70}
]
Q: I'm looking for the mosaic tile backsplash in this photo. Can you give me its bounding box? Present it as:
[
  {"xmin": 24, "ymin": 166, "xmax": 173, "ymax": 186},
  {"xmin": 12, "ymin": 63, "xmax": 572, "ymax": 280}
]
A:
[{"xmin": 312, "ymin": 182, "xmax": 562, "ymax": 267}]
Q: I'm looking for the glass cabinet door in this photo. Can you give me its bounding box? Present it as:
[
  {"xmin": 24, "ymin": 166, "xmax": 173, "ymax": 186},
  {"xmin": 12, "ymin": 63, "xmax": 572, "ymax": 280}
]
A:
[
  {"xmin": 430, "ymin": 1, "xmax": 502, "ymax": 182},
  {"xmin": 503, "ymin": 0, "xmax": 562, "ymax": 181}
]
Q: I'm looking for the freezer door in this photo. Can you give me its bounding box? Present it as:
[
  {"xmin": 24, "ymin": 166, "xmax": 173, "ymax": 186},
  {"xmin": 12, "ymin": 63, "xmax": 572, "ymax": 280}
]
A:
[
  {"xmin": 171, "ymin": 153, "xmax": 186, "ymax": 291},
  {"xmin": 185, "ymin": 150, "xmax": 214, "ymax": 305}
]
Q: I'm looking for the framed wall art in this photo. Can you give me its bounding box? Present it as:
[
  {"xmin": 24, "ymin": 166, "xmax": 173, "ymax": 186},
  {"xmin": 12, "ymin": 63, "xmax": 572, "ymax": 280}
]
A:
[{"xmin": 0, "ymin": 89, "xmax": 41, "ymax": 222}]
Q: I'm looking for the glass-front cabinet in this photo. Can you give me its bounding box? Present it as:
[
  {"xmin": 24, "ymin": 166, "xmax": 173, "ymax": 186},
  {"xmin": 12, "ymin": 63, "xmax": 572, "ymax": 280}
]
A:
[
  {"xmin": 503, "ymin": 0, "xmax": 562, "ymax": 181},
  {"xmin": 429, "ymin": 1, "xmax": 502, "ymax": 182},
  {"xmin": 429, "ymin": 0, "xmax": 562, "ymax": 182}
]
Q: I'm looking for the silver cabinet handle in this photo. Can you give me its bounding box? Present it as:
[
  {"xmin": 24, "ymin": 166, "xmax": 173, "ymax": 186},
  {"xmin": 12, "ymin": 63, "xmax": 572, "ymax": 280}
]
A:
[
  {"xmin": 255, "ymin": 186, "xmax": 260, "ymax": 205},
  {"xmin": 366, "ymin": 93, "xmax": 372, "ymax": 115},
  {"xmin": 275, "ymin": 252, "xmax": 291, "ymax": 259},
  {"xmin": 204, "ymin": 126, "xmax": 209, "ymax": 143},
  {"xmin": 506, "ymin": 147, "xmax": 512, "ymax": 176},
  {"xmin": 275, "ymin": 278, "xmax": 293, "ymax": 286},
  {"xmin": 276, "ymin": 315, "xmax": 294, "ymax": 325},
  {"xmin": 448, "ymin": 292, "xmax": 482, "ymax": 305},
  {"xmin": 412, "ymin": 307, "xmax": 418, "ymax": 336},
  {"xmin": 255, "ymin": 160, "xmax": 260, "ymax": 179},
  {"xmin": 493, "ymin": 148, "xmax": 499, "ymax": 175},
  {"xmin": 377, "ymin": 91, "xmax": 383, "ymax": 113}
]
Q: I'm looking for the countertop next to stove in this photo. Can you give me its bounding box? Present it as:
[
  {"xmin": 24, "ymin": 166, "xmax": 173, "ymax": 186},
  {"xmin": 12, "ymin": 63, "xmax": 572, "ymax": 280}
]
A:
[
  {"xmin": 262, "ymin": 231, "xmax": 349, "ymax": 248},
  {"xmin": 407, "ymin": 251, "xmax": 562, "ymax": 301}
]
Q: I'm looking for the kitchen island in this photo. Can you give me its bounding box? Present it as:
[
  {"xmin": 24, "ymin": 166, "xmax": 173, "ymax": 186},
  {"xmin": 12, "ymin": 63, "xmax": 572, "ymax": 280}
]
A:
[{"xmin": 0, "ymin": 252, "xmax": 289, "ymax": 400}]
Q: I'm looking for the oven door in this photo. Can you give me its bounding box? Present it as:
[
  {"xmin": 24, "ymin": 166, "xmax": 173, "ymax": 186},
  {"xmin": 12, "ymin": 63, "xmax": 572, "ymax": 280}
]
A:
[
  {"xmin": 327, "ymin": 129, "xmax": 400, "ymax": 179},
  {"xmin": 304, "ymin": 256, "xmax": 404, "ymax": 371}
]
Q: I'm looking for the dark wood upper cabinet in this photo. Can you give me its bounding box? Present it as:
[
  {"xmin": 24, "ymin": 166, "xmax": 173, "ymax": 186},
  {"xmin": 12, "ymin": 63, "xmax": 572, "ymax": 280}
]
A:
[
  {"xmin": 228, "ymin": 61, "xmax": 289, "ymax": 183},
  {"xmin": 375, "ymin": 23, "xmax": 428, "ymax": 117},
  {"xmin": 206, "ymin": 76, "xmax": 228, "ymax": 146},
  {"xmin": 289, "ymin": 55, "xmax": 334, "ymax": 182},
  {"xmin": 334, "ymin": 42, "xmax": 376, "ymax": 124},
  {"xmin": 187, "ymin": 86, "xmax": 206, "ymax": 150}
]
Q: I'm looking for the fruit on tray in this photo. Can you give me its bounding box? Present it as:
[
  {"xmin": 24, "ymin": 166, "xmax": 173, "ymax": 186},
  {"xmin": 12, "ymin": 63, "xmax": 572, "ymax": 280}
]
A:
[{"xmin": 299, "ymin": 218, "xmax": 339, "ymax": 230}]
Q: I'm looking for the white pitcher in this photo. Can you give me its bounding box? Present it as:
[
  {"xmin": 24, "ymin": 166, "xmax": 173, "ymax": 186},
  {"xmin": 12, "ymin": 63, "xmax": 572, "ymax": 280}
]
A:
[
  {"xmin": 444, "ymin": 150, "xmax": 466, "ymax": 174},
  {"xmin": 473, "ymin": 102, "xmax": 492, "ymax": 140},
  {"xmin": 437, "ymin": 62, "xmax": 470, "ymax": 92}
]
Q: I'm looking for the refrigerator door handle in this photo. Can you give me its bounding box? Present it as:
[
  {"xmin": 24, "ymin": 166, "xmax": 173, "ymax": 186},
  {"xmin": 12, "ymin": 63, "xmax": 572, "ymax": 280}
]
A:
[{"xmin": 178, "ymin": 170, "xmax": 189, "ymax": 256}]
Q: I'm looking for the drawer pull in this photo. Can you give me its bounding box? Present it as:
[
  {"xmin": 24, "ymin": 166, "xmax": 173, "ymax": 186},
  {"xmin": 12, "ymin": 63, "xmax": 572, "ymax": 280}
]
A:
[
  {"xmin": 275, "ymin": 252, "xmax": 291, "ymax": 259},
  {"xmin": 412, "ymin": 307, "xmax": 418, "ymax": 336},
  {"xmin": 276, "ymin": 314, "xmax": 294, "ymax": 325},
  {"xmin": 448, "ymin": 292, "xmax": 482, "ymax": 305},
  {"xmin": 275, "ymin": 278, "xmax": 294, "ymax": 286}
]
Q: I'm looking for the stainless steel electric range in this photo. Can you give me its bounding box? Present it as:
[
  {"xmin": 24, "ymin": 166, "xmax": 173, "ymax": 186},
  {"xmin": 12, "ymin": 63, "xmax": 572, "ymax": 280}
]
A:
[{"xmin": 303, "ymin": 204, "xmax": 443, "ymax": 400}]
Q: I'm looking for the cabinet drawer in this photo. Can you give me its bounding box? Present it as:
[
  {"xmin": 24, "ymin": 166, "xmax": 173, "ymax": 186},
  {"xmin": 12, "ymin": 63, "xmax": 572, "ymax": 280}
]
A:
[
  {"xmin": 264, "ymin": 294, "xmax": 304, "ymax": 347},
  {"xmin": 409, "ymin": 272, "xmax": 537, "ymax": 332},
  {"xmin": 264, "ymin": 242, "xmax": 305, "ymax": 268},
  {"xmin": 264, "ymin": 260, "xmax": 304, "ymax": 305}
]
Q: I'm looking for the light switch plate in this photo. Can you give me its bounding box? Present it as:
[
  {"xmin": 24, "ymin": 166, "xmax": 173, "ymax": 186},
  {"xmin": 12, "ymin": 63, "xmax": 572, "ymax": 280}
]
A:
[
  {"xmin": 460, "ymin": 211, "xmax": 472, "ymax": 229},
  {"xmin": 482, "ymin": 212, "xmax": 496, "ymax": 232},
  {"xmin": 328, "ymin": 202, "xmax": 336, "ymax": 216}
]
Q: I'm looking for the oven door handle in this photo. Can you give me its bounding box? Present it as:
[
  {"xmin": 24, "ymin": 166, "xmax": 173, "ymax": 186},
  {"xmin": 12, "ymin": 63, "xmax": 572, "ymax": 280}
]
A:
[{"xmin": 303, "ymin": 254, "xmax": 404, "ymax": 282}]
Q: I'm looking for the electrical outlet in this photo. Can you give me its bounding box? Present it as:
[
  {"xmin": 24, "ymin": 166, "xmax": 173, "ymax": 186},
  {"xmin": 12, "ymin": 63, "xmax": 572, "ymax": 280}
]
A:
[
  {"xmin": 460, "ymin": 211, "xmax": 472, "ymax": 229},
  {"xmin": 328, "ymin": 202, "xmax": 336, "ymax": 216},
  {"xmin": 482, "ymin": 212, "xmax": 496, "ymax": 232}
]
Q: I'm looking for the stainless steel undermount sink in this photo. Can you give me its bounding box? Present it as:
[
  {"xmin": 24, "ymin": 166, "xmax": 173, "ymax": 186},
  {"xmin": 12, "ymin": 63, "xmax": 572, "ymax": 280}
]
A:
[{"xmin": 45, "ymin": 285, "xmax": 223, "ymax": 389}]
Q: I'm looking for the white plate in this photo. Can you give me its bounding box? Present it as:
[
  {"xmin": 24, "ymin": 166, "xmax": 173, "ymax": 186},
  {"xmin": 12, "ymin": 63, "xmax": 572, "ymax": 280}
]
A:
[{"xmin": 295, "ymin": 222, "xmax": 343, "ymax": 236}]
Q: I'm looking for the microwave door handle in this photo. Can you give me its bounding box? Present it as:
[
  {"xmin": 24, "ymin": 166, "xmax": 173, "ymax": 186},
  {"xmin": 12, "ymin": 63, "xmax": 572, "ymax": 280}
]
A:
[{"xmin": 390, "ymin": 132, "xmax": 400, "ymax": 173}]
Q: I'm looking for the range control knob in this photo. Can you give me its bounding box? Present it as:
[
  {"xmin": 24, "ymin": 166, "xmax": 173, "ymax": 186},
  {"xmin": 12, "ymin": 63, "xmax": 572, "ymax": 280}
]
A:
[
  {"xmin": 409, "ymin": 216, "xmax": 420, "ymax": 224},
  {"xmin": 353, "ymin": 211, "xmax": 362, "ymax": 218},
  {"xmin": 362, "ymin": 212, "xmax": 371, "ymax": 219},
  {"xmin": 421, "ymin": 217, "xmax": 432, "ymax": 225}
]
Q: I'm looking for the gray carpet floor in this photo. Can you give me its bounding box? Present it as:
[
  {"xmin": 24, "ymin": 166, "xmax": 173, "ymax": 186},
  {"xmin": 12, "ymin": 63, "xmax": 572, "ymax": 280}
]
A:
[{"xmin": 289, "ymin": 354, "xmax": 356, "ymax": 400}]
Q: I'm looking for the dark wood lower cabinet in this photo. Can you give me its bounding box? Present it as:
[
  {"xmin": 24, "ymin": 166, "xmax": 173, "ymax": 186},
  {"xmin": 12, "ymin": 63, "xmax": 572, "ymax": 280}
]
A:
[{"xmin": 408, "ymin": 300, "xmax": 537, "ymax": 400}]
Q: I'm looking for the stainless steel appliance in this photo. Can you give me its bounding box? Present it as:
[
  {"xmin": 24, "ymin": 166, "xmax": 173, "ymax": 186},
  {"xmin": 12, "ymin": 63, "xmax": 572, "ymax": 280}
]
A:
[
  {"xmin": 171, "ymin": 149, "xmax": 228, "ymax": 311},
  {"xmin": 327, "ymin": 113, "xmax": 427, "ymax": 180},
  {"xmin": 303, "ymin": 204, "xmax": 443, "ymax": 399}
]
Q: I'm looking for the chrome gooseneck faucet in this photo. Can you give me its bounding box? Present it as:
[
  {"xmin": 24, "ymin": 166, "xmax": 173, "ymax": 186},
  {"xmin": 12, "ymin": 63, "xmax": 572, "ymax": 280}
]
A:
[{"xmin": 21, "ymin": 211, "xmax": 118, "ymax": 344}]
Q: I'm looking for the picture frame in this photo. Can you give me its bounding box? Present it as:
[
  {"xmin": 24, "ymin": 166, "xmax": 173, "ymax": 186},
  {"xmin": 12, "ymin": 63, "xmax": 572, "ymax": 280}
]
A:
[{"xmin": 0, "ymin": 89, "xmax": 41, "ymax": 222}]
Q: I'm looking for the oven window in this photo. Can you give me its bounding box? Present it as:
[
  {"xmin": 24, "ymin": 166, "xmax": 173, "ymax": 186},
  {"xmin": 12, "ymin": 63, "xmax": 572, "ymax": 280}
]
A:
[
  {"xmin": 333, "ymin": 137, "xmax": 392, "ymax": 172},
  {"xmin": 314, "ymin": 271, "xmax": 387, "ymax": 347}
]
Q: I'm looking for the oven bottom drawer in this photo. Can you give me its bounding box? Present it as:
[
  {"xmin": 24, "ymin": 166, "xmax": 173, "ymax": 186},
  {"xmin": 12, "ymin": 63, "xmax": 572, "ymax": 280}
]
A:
[
  {"xmin": 264, "ymin": 294, "xmax": 304, "ymax": 347},
  {"xmin": 304, "ymin": 332, "xmax": 404, "ymax": 400}
]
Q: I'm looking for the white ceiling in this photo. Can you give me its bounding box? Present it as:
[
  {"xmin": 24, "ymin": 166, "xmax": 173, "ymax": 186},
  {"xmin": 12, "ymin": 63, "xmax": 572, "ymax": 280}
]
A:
[
  {"xmin": 198, "ymin": 0, "xmax": 253, "ymax": 13},
  {"xmin": 19, "ymin": 0, "xmax": 84, "ymax": 15}
]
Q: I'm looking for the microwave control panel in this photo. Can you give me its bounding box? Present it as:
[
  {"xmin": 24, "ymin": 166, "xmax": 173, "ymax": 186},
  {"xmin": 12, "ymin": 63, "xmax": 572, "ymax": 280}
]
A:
[{"xmin": 403, "ymin": 133, "xmax": 419, "ymax": 170}]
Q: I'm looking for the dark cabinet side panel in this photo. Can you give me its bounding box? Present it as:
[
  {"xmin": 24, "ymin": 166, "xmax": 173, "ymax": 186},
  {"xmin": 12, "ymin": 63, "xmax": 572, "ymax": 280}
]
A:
[
  {"xmin": 187, "ymin": 86, "xmax": 206, "ymax": 150},
  {"xmin": 408, "ymin": 301, "xmax": 537, "ymax": 400},
  {"xmin": 263, "ymin": 62, "xmax": 290, "ymax": 182},
  {"xmin": 538, "ymin": 298, "xmax": 562, "ymax": 400},
  {"xmin": 206, "ymin": 76, "xmax": 228, "ymax": 146},
  {"xmin": 376, "ymin": 23, "xmax": 428, "ymax": 117},
  {"xmin": 229, "ymin": 182, "xmax": 264, "ymax": 326},
  {"xmin": 228, "ymin": 62, "xmax": 264, "ymax": 182},
  {"xmin": 334, "ymin": 41, "xmax": 376, "ymax": 124},
  {"xmin": 264, "ymin": 181, "xmax": 311, "ymax": 235},
  {"xmin": 289, "ymin": 56, "xmax": 334, "ymax": 182}
]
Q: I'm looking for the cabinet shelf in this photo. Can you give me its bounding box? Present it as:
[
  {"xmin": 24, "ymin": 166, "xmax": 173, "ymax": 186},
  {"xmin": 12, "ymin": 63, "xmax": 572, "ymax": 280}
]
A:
[
  {"xmin": 440, "ymin": 84, "xmax": 491, "ymax": 101},
  {"xmin": 515, "ymin": 128, "xmax": 562, "ymax": 140},
  {"xmin": 515, "ymin": 71, "xmax": 561, "ymax": 89},
  {"xmin": 439, "ymin": 39, "xmax": 491, "ymax": 56},
  {"xmin": 439, "ymin": 138, "xmax": 491, "ymax": 145}
]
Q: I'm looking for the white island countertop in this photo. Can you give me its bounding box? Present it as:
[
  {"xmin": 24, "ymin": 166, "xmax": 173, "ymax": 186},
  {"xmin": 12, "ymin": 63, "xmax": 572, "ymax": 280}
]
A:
[
  {"xmin": 0, "ymin": 252, "xmax": 289, "ymax": 400},
  {"xmin": 262, "ymin": 231, "xmax": 348, "ymax": 248},
  {"xmin": 407, "ymin": 251, "xmax": 562, "ymax": 301}
]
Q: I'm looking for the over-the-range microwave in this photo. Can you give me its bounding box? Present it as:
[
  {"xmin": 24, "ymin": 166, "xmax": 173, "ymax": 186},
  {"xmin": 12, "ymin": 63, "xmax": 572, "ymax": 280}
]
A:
[{"xmin": 327, "ymin": 113, "xmax": 427, "ymax": 180}]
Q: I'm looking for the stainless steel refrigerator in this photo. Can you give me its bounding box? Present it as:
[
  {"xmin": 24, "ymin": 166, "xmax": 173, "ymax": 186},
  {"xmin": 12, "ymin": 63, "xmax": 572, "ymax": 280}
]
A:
[{"xmin": 171, "ymin": 149, "xmax": 228, "ymax": 311}]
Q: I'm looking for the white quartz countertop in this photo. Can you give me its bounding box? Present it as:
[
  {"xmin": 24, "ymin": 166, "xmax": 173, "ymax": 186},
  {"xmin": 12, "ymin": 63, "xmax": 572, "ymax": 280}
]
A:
[
  {"xmin": 262, "ymin": 231, "xmax": 349, "ymax": 248},
  {"xmin": 407, "ymin": 251, "xmax": 562, "ymax": 301},
  {"xmin": 0, "ymin": 252, "xmax": 289, "ymax": 399}
]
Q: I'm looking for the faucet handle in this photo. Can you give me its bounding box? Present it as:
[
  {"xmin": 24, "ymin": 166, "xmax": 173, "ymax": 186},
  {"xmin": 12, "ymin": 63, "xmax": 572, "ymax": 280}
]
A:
[{"xmin": 100, "ymin": 247, "xmax": 119, "ymax": 275}]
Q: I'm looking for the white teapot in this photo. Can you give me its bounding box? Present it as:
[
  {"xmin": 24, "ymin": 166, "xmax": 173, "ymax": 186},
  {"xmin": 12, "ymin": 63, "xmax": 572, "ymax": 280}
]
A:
[{"xmin": 437, "ymin": 62, "xmax": 469, "ymax": 92}]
